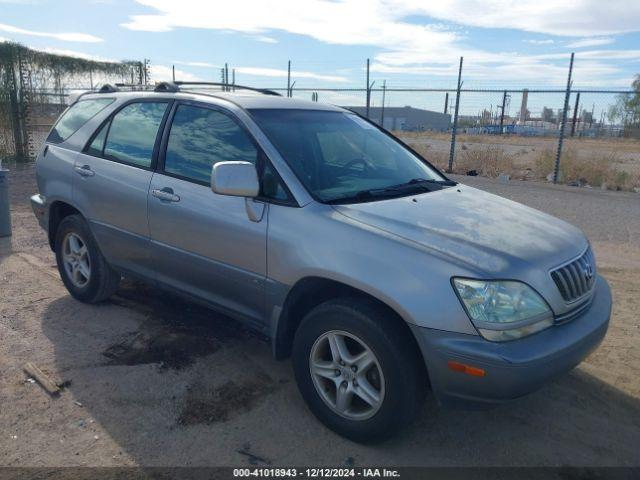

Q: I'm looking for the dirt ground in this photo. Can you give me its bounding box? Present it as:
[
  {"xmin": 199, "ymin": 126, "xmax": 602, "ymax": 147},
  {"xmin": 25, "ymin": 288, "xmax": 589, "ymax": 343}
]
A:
[{"xmin": 1, "ymin": 163, "xmax": 639, "ymax": 467}]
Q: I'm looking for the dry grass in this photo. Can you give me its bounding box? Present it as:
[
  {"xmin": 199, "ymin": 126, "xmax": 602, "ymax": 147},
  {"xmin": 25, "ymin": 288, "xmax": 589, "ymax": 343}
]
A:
[
  {"xmin": 534, "ymin": 149, "xmax": 640, "ymax": 191},
  {"xmin": 398, "ymin": 131, "xmax": 640, "ymax": 152},
  {"xmin": 411, "ymin": 143, "xmax": 516, "ymax": 177},
  {"xmin": 401, "ymin": 131, "xmax": 640, "ymax": 191}
]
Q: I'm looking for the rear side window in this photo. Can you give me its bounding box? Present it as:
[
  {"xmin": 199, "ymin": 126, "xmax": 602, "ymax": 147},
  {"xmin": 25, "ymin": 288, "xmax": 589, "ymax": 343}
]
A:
[
  {"xmin": 164, "ymin": 104, "xmax": 257, "ymax": 184},
  {"xmin": 103, "ymin": 102, "xmax": 168, "ymax": 168},
  {"xmin": 47, "ymin": 98, "xmax": 114, "ymax": 143}
]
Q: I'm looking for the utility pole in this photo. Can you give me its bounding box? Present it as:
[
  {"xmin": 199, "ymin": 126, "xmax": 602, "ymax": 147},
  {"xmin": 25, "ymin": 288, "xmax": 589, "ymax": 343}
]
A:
[
  {"xmin": 499, "ymin": 90, "xmax": 507, "ymax": 133},
  {"xmin": 447, "ymin": 56, "xmax": 463, "ymax": 173},
  {"xmin": 571, "ymin": 91, "xmax": 580, "ymax": 137},
  {"xmin": 287, "ymin": 60, "xmax": 291, "ymax": 98},
  {"xmin": 365, "ymin": 58, "xmax": 371, "ymax": 118},
  {"xmin": 554, "ymin": 52, "xmax": 574, "ymax": 184}
]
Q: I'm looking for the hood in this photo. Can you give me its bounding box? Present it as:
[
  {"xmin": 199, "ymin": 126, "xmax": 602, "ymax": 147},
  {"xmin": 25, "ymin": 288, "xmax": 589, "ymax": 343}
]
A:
[{"xmin": 332, "ymin": 184, "xmax": 587, "ymax": 276}]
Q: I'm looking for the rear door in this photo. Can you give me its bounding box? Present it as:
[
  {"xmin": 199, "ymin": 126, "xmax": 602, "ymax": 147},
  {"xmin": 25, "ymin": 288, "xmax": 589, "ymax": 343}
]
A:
[
  {"xmin": 147, "ymin": 102, "xmax": 268, "ymax": 325},
  {"xmin": 73, "ymin": 100, "xmax": 170, "ymax": 278}
]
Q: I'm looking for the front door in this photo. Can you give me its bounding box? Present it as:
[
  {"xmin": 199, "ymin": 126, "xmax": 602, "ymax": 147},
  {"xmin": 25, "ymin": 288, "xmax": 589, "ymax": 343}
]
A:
[{"xmin": 147, "ymin": 102, "xmax": 268, "ymax": 325}]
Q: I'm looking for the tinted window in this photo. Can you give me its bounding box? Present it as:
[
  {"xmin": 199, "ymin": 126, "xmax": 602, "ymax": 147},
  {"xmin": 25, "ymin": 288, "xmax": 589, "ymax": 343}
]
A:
[
  {"xmin": 104, "ymin": 102, "xmax": 168, "ymax": 168},
  {"xmin": 86, "ymin": 123, "xmax": 108, "ymax": 156},
  {"xmin": 47, "ymin": 98, "xmax": 114, "ymax": 143},
  {"xmin": 164, "ymin": 105, "xmax": 257, "ymax": 184}
]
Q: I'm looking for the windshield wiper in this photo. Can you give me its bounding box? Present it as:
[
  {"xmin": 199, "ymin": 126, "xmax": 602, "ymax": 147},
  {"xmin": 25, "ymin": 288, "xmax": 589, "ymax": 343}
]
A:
[
  {"xmin": 404, "ymin": 178, "xmax": 458, "ymax": 187},
  {"xmin": 326, "ymin": 178, "xmax": 456, "ymax": 204}
]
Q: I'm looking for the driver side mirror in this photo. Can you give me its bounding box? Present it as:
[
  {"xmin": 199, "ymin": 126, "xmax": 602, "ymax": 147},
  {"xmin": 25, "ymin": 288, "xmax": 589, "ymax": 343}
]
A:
[{"xmin": 211, "ymin": 161, "xmax": 260, "ymax": 198}]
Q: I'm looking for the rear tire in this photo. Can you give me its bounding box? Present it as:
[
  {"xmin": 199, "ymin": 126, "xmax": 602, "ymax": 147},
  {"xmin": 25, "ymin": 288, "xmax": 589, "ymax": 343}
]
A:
[
  {"xmin": 54, "ymin": 214, "xmax": 120, "ymax": 303},
  {"xmin": 292, "ymin": 297, "xmax": 426, "ymax": 443}
]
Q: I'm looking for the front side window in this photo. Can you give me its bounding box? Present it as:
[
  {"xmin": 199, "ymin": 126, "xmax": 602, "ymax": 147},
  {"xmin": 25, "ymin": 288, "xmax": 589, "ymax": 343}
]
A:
[
  {"xmin": 249, "ymin": 109, "xmax": 448, "ymax": 203},
  {"xmin": 164, "ymin": 104, "xmax": 257, "ymax": 184},
  {"xmin": 104, "ymin": 102, "xmax": 168, "ymax": 168},
  {"xmin": 47, "ymin": 98, "xmax": 114, "ymax": 143}
]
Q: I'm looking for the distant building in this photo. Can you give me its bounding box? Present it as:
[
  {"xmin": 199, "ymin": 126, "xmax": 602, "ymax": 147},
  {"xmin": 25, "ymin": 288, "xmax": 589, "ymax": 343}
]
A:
[{"xmin": 345, "ymin": 106, "xmax": 451, "ymax": 131}]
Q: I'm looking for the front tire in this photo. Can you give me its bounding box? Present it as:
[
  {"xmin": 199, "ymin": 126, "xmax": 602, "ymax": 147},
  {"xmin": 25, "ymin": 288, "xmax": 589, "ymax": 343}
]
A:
[
  {"xmin": 292, "ymin": 298, "xmax": 426, "ymax": 443},
  {"xmin": 54, "ymin": 214, "xmax": 120, "ymax": 303}
]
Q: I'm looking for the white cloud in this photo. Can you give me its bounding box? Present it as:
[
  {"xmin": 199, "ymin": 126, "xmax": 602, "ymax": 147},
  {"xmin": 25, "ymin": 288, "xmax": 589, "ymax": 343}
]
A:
[
  {"xmin": 0, "ymin": 22, "xmax": 102, "ymax": 42},
  {"xmin": 122, "ymin": 0, "xmax": 640, "ymax": 86},
  {"xmin": 399, "ymin": 1, "xmax": 640, "ymax": 37},
  {"xmin": 235, "ymin": 66, "xmax": 348, "ymax": 82},
  {"xmin": 174, "ymin": 60, "xmax": 219, "ymax": 68},
  {"xmin": 255, "ymin": 35, "xmax": 278, "ymax": 44},
  {"xmin": 151, "ymin": 64, "xmax": 201, "ymax": 82},
  {"xmin": 524, "ymin": 39, "xmax": 555, "ymax": 45},
  {"xmin": 567, "ymin": 37, "xmax": 615, "ymax": 49},
  {"xmin": 124, "ymin": 0, "xmax": 640, "ymax": 39}
]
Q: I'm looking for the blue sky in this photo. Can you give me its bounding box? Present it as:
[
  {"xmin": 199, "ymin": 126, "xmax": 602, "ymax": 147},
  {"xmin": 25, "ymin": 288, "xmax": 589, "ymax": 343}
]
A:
[{"xmin": 1, "ymin": 0, "xmax": 639, "ymax": 115}]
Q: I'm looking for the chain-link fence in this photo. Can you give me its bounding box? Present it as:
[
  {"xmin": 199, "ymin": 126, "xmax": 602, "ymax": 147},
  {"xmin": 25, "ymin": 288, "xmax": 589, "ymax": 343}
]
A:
[
  {"xmin": 1, "ymin": 46, "xmax": 638, "ymax": 191},
  {"xmin": 0, "ymin": 42, "xmax": 146, "ymax": 162}
]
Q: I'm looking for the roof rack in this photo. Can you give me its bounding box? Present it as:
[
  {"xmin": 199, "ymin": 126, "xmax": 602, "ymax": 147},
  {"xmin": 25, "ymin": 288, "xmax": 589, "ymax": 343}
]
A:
[
  {"xmin": 94, "ymin": 81, "xmax": 282, "ymax": 97},
  {"xmin": 98, "ymin": 84, "xmax": 119, "ymax": 93},
  {"xmin": 173, "ymin": 81, "xmax": 281, "ymax": 96}
]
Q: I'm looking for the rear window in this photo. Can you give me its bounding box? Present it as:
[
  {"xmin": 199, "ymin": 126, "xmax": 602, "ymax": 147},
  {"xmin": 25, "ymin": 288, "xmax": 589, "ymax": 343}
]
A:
[{"xmin": 47, "ymin": 98, "xmax": 114, "ymax": 143}]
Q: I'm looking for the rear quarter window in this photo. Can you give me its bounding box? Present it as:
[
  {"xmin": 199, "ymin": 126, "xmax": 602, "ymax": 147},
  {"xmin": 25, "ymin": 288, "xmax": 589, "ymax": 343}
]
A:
[{"xmin": 47, "ymin": 98, "xmax": 114, "ymax": 144}]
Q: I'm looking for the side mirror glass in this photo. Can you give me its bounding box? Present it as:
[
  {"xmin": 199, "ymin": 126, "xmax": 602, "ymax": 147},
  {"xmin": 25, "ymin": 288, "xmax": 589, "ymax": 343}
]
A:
[{"xmin": 211, "ymin": 161, "xmax": 260, "ymax": 198}]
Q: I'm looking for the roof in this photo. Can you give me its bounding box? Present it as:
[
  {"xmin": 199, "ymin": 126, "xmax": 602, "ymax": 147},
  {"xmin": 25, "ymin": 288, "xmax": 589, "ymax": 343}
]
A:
[{"xmin": 80, "ymin": 85, "xmax": 345, "ymax": 112}]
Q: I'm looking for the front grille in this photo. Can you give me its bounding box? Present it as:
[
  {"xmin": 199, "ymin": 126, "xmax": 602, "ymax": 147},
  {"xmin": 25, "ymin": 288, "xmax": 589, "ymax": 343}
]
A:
[{"xmin": 551, "ymin": 248, "xmax": 596, "ymax": 303}]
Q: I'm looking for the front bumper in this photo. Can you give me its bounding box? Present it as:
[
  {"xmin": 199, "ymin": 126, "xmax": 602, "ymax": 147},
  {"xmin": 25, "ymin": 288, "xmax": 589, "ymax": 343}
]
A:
[
  {"xmin": 30, "ymin": 194, "xmax": 47, "ymax": 230},
  {"xmin": 410, "ymin": 274, "xmax": 611, "ymax": 408}
]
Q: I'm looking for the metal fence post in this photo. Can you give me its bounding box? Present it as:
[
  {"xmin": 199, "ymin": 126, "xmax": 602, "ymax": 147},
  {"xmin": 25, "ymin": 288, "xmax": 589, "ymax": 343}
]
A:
[
  {"xmin": 554, "ymin": 52, "xmax": 574, "ymax": 184},
  {"xmin": 380, "ymin": 80, "xmax": 386, "ymax": 128},
  {"xmin": 365, "ymin": 58, "xmax": 371, "ymax": 118},
  {"xmin": 0, "ymin": 167, "xmax": 11, "ymax": 237},
  {"xmin": 447, "ymin": 56, "xmax": 463, "ymax": 173},
  {"xmin": 571, "ymin": 91, "xmax": 580, "ymax": 137},
  {"xmin": 444, "ymin": 92, "xmax": 449, "ymax": 114},
  {"xmin": 287, "ymin": 60, "xmax": 291, "ymax": 98}
]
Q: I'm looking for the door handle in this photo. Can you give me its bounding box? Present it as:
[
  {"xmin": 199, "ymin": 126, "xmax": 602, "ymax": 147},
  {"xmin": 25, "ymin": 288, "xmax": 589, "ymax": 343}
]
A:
[
  {"xmin": 74, "ymin": 165, "xmax": 94, "ymax": 177},
  {"xmin": 152, "ymin": 187, "xmax": 180, "ymax": 202}
]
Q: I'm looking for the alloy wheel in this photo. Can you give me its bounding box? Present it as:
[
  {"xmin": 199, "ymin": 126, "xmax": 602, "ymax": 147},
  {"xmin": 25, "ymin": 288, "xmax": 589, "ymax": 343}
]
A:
[{"xmin": 309, "ymin": 330, "xmax": 385, "ymax": 420}]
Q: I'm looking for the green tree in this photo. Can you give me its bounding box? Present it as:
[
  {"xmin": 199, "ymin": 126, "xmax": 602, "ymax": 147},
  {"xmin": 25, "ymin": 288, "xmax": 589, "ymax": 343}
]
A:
[{"xmin": 608, "ymin": 74, "xmax": 640, "ymax": 126}]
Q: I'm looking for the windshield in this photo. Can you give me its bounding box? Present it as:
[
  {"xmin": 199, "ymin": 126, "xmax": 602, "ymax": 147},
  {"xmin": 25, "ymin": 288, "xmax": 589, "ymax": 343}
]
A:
[{"xmin": 249, "ymin": 109, "xmax": 449, "ymax": 203}]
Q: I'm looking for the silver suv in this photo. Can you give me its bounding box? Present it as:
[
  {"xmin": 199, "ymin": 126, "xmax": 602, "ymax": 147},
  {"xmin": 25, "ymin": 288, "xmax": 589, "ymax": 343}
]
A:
[{"xmin": 31, "ymin": 82, "xmax": 611, "ymax": 442}]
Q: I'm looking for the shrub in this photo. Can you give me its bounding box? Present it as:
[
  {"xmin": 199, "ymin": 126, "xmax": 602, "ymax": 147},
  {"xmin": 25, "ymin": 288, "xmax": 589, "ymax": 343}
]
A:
[{"xmin": 454, "ymin": 146, "xmax": 515, "ymax": 177}]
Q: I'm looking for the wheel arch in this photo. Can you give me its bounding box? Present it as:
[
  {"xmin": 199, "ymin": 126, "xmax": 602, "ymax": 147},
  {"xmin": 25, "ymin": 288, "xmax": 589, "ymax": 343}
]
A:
[
  {"xmin": 272, "ymin": 276, "xmax": 423, "ymax": 366},
  {"xmin": 47, "ymin": 200, "xmax": 83, "ymax": 250}
]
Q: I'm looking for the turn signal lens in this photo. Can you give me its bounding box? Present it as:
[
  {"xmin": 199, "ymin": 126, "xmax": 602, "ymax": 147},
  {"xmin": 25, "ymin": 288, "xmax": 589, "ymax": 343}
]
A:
[{"xmin": 447, "ymin": 360, "xmax": 486, "ymax": 377}]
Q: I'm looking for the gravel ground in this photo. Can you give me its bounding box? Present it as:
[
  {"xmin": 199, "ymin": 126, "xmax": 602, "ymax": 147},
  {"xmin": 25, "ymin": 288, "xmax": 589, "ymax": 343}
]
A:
[{"xmin": 1, "ymin": 164, "xmax": 639, "ymax": 467}]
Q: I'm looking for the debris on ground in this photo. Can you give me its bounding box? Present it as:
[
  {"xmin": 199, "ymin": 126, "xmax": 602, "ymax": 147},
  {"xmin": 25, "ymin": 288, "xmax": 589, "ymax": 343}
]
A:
[
  {"xmin": 23, "ymin": 362, "xmax": 60, "ymax": 396},
  {"xmin": 237, "ymin": 442, "xmax": 271, "ymax": 465}
]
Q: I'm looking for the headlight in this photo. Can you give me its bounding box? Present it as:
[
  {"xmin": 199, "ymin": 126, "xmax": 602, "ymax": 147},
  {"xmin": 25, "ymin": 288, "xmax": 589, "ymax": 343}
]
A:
[{"xmin": 452, "ymin": 278, "xmax": 553, "ymax": 342}]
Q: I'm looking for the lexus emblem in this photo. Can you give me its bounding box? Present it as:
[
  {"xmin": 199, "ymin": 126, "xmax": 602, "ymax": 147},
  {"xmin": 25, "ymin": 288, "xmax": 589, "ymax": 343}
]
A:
[{"xmin": 583, "ymin": 261, "xmax": 594, "ymax": 280}]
